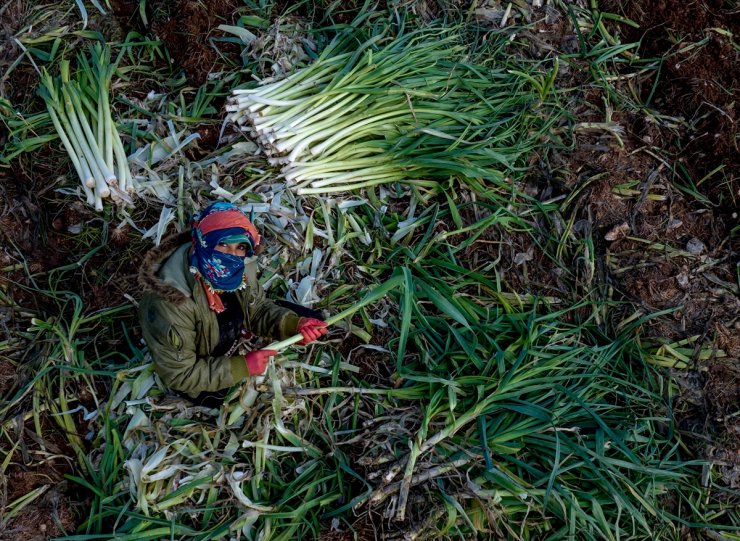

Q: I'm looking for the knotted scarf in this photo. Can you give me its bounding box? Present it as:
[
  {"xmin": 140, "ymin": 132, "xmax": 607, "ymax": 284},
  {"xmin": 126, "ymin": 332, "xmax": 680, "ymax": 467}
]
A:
[{"xmin": 189, "ymin": 202, "xmax": 261, "ymax": 312}]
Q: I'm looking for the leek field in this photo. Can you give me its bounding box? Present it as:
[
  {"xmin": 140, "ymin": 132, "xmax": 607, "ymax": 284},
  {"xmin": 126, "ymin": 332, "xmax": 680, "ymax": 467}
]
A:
[{"xmin": 0, "ymin": 0, "xmax": 738, "ymax": 540}]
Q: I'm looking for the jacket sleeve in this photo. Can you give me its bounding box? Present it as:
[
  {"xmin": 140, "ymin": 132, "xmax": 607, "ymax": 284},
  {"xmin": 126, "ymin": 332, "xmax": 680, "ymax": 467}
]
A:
[
  {"xmin": 244, "ymin": 261, "xmax": 301, "ymax": 340},
  {"xmin": 139, "ymin": 294, "xmax": 248, "ymax": 398}
]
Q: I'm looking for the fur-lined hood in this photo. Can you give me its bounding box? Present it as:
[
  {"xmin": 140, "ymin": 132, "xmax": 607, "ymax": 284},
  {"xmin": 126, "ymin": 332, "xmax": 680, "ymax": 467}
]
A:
[{"xmin": 138, "ymin": 232, "xmax": 194, "ymax": 305}]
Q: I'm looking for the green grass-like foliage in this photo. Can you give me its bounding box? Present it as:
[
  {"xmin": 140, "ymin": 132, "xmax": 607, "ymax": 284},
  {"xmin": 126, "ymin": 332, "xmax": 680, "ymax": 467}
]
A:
[{"xmin": 54, "ymin": 263, "xmax": 703, "ymax": 540}]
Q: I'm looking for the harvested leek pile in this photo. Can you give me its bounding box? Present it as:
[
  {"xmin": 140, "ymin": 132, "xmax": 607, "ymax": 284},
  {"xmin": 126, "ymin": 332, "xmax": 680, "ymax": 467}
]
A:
[
  {"xmin": 39, "ymin": 44, "xmax": 134, "ymax": 211},
  {"xmin": 227, "ymin": 24, "xmax": 558, "ymax": 198}
]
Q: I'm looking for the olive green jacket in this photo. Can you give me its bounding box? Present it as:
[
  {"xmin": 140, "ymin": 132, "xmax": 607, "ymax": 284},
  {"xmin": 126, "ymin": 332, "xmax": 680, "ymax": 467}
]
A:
[{"xmin": 138, "ymin": 233, "xmax": 300, "ymax": 398}]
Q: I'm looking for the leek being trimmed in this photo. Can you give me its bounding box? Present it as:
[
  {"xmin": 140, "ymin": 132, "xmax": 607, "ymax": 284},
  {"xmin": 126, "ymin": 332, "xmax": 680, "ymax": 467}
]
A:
[
  {"xmin": 267, "ymin": 272, "xmax": 404, "ymax": 352},
  {"xmin": 38, "ymin": 43, "xmax": 133, "ymax": 211},
  {"xmin": 227, "ymin": 25, "xmax": 556, "ymax": 200}
]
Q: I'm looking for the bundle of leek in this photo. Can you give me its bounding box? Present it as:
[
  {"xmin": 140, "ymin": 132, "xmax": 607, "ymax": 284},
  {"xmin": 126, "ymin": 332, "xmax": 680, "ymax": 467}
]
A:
[
  {"xmin": 38, "ymin": 44, "xmax": 133, "ymax": 211},
  {"xmin": 227, "ymin": 26, "xmax": 553, "ymax": 199}
]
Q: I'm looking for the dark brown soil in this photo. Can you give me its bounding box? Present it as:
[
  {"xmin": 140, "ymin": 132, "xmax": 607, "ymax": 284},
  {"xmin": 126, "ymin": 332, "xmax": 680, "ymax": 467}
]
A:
[
  {"xmin": 109, "ymin": 0, "xmax": 243, "ymax": 85},
  {"xmin": 320, "ymin": 509, "xmax": 385, "ymax": 540},
  {"xmin": 0, "ymin": 492, "xmax": 77, "ymax": 541},
  {"xmin": 529, "ymin": 0, "xmax": 740, "ymax": 501},
  {"xmin": 0, "ymin": 416, "xmax": 80, "ymax": 540},
  {"xmin": 551, "ymin": 138, "xmax": 738, "ymax": 338},
  {"xmin": 603, "ymin": 0, "xmax": 739, "ymax": 204},
  {"xmin": 151, "ymin": 0, "xmax": 242, "ymax": 86},
  {"xmin": 0, "ymin": 359, "xmax": 17, "ymax": 397},
  {"xmin": 334, "ymin": 320, "xmax": 397, "ymax": 387},
  {"xmin": 705, "ymin": 361, "xmax": 740, "ymax": 434},
  {"xmin": 0, "ymin": 168, "xmax": 145, "ymax": 313}
]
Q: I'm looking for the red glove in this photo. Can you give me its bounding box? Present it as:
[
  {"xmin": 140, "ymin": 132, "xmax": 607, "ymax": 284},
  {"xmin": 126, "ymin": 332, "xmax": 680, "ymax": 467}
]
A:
[
  {"xmin": 244, "ymin": 349, "xmax": 277, "ymax": 376},
  {"xmin": 297, "ymin": 318, "xmax": 328, "ymax": 345}
]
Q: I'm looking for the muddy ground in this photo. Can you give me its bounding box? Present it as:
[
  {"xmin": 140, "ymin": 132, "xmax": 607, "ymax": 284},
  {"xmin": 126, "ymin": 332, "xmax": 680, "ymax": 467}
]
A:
[{"xmin": 0, "ymin": 0, "xmax": 738, "ymax": 538}]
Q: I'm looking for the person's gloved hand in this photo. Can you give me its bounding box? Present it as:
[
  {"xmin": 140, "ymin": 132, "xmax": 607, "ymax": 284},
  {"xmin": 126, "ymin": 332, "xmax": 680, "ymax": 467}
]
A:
[
  {"xmin": 245, "ymin": 349, "xmax": 277, "ymax": 376},
  {"xmin": 297, "ymin": 318, "xmax": 328, "ymax": 345}
]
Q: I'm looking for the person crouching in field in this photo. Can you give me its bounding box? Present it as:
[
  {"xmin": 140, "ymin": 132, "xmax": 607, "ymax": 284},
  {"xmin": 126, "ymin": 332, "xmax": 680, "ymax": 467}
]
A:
[{"xmin": 138, "ymin": 201, "xmax": 328, "ymax": 406}]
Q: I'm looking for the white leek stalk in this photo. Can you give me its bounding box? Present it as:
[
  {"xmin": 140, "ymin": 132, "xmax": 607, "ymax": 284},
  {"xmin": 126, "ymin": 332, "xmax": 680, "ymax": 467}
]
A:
[
  {"xmin": 267, "ymin": 273, "xmax": 404, "ymax": 352},
  {"xmin": 38, "ymin": 44, "xmax": 134, "ymax": 211}
]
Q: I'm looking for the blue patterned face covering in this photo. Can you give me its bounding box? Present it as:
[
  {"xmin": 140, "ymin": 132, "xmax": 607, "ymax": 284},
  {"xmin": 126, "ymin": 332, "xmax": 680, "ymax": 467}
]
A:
[
  {"xmin": 189, "ymin": 202, "xmax": 257, "ymax": 293},
  {"xmin": 191, "ymin": 244, "xmax": 246, "ymax": 292}
]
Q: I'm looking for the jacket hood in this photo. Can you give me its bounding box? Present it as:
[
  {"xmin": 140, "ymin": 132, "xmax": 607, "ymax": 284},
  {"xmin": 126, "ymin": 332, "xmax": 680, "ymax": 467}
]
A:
[{"xmin": 138, "ymin": 232, "xmax": 195, "ymax": 304}]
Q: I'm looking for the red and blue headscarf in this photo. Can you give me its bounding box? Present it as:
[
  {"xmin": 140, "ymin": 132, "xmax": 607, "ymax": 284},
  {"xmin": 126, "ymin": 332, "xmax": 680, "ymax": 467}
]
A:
[{"xmin": 189, "ymin": 202, "xmax": 261, "ymax": 311}]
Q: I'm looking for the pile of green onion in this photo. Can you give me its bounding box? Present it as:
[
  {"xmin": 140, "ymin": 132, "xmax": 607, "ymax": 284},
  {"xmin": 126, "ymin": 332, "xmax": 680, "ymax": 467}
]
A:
[
  {"xmin": 227, "ymin": 25, "xmax": 553, "ymax": 198},
  {"xmin": 39, "ymin": 44, "xmax": 133, "ymax": 211}
]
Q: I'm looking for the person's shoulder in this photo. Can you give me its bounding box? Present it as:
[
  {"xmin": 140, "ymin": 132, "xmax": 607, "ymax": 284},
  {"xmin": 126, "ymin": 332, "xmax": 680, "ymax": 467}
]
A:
[
  {"xmin": 243, "ymin": 256, "xmax": 262, "ymax": 282},
  {"xmin": 138, "ymin": 232, "xmax": 192, "ymax": 303}
]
